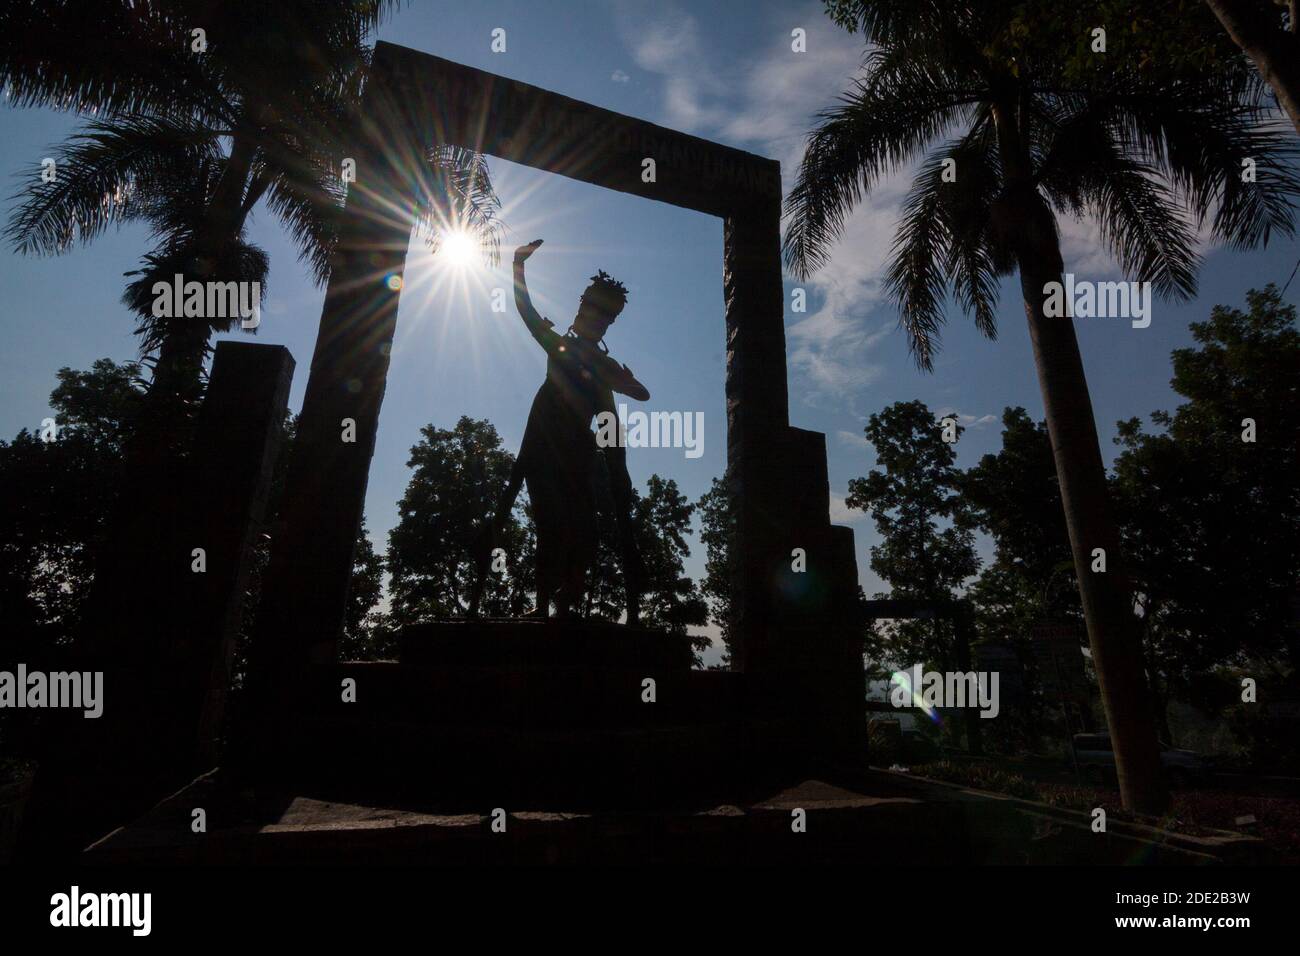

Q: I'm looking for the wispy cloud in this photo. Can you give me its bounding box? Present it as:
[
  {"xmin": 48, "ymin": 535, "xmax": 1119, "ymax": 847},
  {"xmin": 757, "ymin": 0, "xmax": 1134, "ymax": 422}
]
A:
[
  {"xmin": 622, "ymin": 10, "xmax": 729, "ymax": 130},
  {"xmin": 829, "ymin": 489, "xmax": 868, "ymax": 524},
  {"xmin": 618, "ymin": 3, "xmax": 901, "ymax": 409},
  {"xmin": 611, "ymin": 69, "xmax": 631, "ymax": 83}
]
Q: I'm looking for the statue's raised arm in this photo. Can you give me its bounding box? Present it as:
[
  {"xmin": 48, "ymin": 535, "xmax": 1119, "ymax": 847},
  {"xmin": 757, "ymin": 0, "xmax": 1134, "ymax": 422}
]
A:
[{"xmin": 512, "ymin": 239, "xmax": 559, "ymax": 351}]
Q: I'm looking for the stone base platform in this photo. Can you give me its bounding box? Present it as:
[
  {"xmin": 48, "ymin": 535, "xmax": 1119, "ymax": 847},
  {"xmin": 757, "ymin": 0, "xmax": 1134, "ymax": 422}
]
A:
[
  {"xmin": 85, "ymin": 767, "xmax": 1263, "ymax": 866},
  {"xmin": 84, "ymin": 769, "xmax": 1030, "ymax": 865}
]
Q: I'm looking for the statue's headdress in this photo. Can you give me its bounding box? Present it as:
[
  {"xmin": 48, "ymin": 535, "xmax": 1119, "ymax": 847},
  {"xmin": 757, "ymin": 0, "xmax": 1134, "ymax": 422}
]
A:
[{"xmin": 581, "ymin": 270, "xmax": 629, "ymax": 315}]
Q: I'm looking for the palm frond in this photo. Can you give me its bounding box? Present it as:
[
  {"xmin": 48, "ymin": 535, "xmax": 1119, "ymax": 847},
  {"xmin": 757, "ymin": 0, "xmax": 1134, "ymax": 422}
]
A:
[
  {"xmin": 414, "ymin": 145, "xmax": 504, "ymax": 266},
  {"xmin": 1088, "ymin": 154, "xmax": 1201, "ymax": 299},
  {"xmin": 262, "ymin": 155, "xmax": 346, "ymax": 286},
  {"xmin": 6, "ymin": 116, "xmax": 222, "ymax": 255},
  {"xmin": 0, "ymin": 0, "xmax": 233, "ymax": 121},
  {"xmin": 886, "ymin": 121, "xmax": 1001, "ymax": 370},
  {"xmin": 783, "ymin": 48, "xmax": 985, "ymax": 278}
]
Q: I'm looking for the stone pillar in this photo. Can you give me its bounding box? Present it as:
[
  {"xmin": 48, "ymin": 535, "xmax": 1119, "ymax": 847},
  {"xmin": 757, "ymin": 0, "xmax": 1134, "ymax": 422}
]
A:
[
  {"xmin": 722, "ymin": 198, "xmax": 790, "ymax": 682},
  {"xmin": 250, "ymin": 83, "xmax": 415, "ymax": 684},
  {"xmin": 780, "ymin": 427, "xmax": 838, "ymax": 754},
  {"xmin": 829, "ymin": 524, "xmax": 867, "ymax": 761},
  {"xmin": 25, "ymin": 343, "xmax": 293, "ymax": 856},
  {"xmin": 187, "ymin": 343, "xmax": 294, "ymax": 763}
]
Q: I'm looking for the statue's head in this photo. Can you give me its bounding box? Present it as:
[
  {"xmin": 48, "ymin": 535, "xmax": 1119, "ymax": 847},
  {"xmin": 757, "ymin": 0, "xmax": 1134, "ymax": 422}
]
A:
[{"xmin": 573, "ymin": 270, "xmax": 628, "ymax": 340}]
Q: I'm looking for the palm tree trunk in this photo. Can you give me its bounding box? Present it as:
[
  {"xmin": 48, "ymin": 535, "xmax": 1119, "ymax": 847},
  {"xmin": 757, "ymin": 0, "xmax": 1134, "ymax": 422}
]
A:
[
  {"xmin": 992, "ymin": 96, "xmax": 1168, "ymax": 814},
  {"xmin": 1205, "ymin": 0, "xmax": 1300, "ymax": 136},
  {"xmin": 148, "ymin": 118, "xmax": 258, "ymax": 411},
  {"xmin": 1016, "ymin": 255, "xmax": 1169, "ymax": 814}
]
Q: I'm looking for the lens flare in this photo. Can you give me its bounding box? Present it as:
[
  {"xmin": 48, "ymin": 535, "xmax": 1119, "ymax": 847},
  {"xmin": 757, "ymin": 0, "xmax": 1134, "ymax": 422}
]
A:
[{"xmin": 891, "ymin": 669, "xmax": 942, "ymax": 724}]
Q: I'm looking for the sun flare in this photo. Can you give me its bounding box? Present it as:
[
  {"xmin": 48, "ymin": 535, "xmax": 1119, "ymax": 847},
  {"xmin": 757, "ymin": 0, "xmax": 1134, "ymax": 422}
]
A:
[{"xmin": 438, "ymin": 228, "xmax": 481, "ymax": 269}]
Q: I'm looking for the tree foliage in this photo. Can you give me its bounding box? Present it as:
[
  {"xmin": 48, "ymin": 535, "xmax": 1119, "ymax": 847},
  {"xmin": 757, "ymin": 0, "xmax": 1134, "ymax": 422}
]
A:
[
  {"xmin": 846, "ymin": 400, "xmax": 981, "ymax": 670},
  {"xmin": 696, "ymin": 475, "xmax": 738, "ymax": 666},
  {"xmin": 961, "ymin": 407, "xmax": 1080, "ymax": 637},
  {"xmin": 1112, "ymin": 285, "xmax": 1300, "ymax": 685},
  {"xmin": 0, "ymin": 359, "xmax": 144, "ymax": 649},
  {"xmin": 386, "ymin": 416, "xmax": 534, "ymax": 623}
]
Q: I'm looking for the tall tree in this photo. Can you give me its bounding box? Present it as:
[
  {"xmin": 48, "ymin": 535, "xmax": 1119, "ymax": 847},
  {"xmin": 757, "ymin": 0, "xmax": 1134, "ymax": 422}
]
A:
[
  {"xmin": 387, "ymin": 417, "xmax": 534, "ymax": 623},
  {"xmin": 339, "ymin": 519, "xmax": 391, "ymax": 661},
  {"xmin": 0, "ymin": 361, "xmax": 387, "ymax": 772},
  {"xmin": 697, "ymin": 475, "xmax": 739, "ymax": 666},
  {"xmin": 787, "ymin": 0, "xmax": 1300, "ymax": 812},
  {"xmin": 846, "ymin": 401, "xmax": 981, "ymax": 674},
  {"xmin": 961, "ymin": 407, "xmax": 1081, "ymax": 635},
  {"xmin": 587, "ymin": 475, "xmax": 708, "ymax": 651},
  {"xmin": 1112, "ymin": 285, "xmax": 1300, "ymax": 690},
  {"xmin": 0, "ymin": 359, "xmax": 144, "ymax": 648}
]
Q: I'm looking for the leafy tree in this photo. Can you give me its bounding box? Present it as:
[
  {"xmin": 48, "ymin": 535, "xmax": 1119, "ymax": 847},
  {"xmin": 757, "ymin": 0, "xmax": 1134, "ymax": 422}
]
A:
[
  {"xmin": 960, "ymin": 408, "xmax": 1088, "ymax": 750},
  {"xmin": 697, "ymin": 475, "xmax": 739, "ymax": 666},
  {"xmin": 339, "ymin": 519, "xmax": 392, "ymax": 661},
  {"xmin": 598, "ymin": 475, "xmax": 708, "ymax": 649},
  {"xmin": 1112, "ymin": 285, "xmax": 1300, "ymax": 694},
  {"xmin": 961, "ymin": 407, "xmax": 1081, "ymax": 636},
  {"xmin": 787, "ymin": 0, "xmax": 1300, "ymax": 812},
  {"xmin": 385, "ymin": 416, "xmax": 706, "ymax": 657},
  {"xmin": 581, "ymin": 472, "xmax": 709, "ymax": 657},
  {"xmin": 846, "ymin": 401, "xmax": 981, "ymax": 672},
  {"xmin": 386, "ymin": 417, "xmax": 534, "ymax": 623},
  {"xmin": 0, "ymin": 359, "xmax": 144, "ymax": 648},
  {"xmin": 0, "ymin": 381, "xmax": 384, "ymax": 671}
]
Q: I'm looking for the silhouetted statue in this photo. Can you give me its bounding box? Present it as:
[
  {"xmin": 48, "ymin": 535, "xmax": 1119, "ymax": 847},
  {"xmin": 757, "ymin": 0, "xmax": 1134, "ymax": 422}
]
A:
[{"xmin": 470, "ymin": 239, "xmax": 648, "ymax": 621}]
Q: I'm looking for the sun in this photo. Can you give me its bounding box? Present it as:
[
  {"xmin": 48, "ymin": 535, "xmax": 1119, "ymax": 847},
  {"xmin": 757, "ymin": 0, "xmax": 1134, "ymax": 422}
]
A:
[{"xmin": 438, "ymin": 228, "xmax": 481, "ymax": 270}]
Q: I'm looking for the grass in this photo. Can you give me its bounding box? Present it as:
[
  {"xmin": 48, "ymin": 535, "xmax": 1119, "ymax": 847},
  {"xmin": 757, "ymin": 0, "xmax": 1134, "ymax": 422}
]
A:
[{"xmin": 910, "ymin": 759, "xmax": 1300, "ymax": 862}]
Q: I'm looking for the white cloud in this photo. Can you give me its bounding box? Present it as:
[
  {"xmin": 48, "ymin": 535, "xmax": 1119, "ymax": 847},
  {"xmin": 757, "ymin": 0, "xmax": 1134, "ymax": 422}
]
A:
[
  {"xmin": 836, "ymin": 428, "xmax": 869, "ymax": 448},
  {"xmin": 611, "ymin": 69, "xmax": 631, "ymax": 83},
  {"xmin": 618, "ymin": 3, "xmax": 905, "ymax": 409},
  {"xmin": 1056, "ymin": 215, "xmax": 1119, "ymax": 278},
  {"xmin": 829, "ymin": 490, "xmax": 868, "ymax": 524},
  {"xmin": 621, "ymin": 11, "xmax": 729, "ymax": 131}
]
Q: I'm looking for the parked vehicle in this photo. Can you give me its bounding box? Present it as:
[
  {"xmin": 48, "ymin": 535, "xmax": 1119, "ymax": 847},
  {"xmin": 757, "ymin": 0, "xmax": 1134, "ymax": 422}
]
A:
[{"xmin": 1070, "ymin": 733, "xmax": 1210, "ymax": 787}]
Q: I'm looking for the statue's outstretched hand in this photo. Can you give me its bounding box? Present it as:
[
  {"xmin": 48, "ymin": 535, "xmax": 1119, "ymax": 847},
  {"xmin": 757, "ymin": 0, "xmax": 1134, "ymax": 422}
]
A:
[
  {"xmin": 514, "ymin": 239, "xmax": 544, "ymax": 262},
  {"xmin": 617, "ymin": 362, "xmax": 650, "ymax": 402}
]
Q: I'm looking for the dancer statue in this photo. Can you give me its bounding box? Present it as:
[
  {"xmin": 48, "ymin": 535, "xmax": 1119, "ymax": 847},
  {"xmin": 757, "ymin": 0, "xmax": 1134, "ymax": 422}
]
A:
[{"xmin": 470, "ymin": 239, "xmax": 648, "ymax": 621}]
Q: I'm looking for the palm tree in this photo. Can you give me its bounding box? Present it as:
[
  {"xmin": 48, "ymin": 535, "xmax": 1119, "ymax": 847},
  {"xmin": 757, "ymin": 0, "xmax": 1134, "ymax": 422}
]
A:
[
  {"xmin": 3, "ymin": 0, "xmax": 502, "ymax": 421},
  {"xmin": 785, "ymin": 0, "xmax": 1300, "ymax": 813}
]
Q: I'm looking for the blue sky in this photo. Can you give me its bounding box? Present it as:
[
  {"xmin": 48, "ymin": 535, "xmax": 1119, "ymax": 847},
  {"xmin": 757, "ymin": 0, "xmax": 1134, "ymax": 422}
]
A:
[{"xmin": 3, "ymin": 1, "xmax": 1299, "ymax": 666}]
